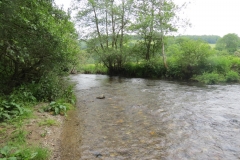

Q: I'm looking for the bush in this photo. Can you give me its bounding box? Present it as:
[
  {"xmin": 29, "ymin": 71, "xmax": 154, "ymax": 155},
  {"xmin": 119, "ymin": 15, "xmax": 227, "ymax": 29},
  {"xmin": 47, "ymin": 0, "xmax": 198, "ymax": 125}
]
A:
[
  {"xmin": 43, "ymin": 101, "xmax": 73, "ymax": 116},
  {"xmin": 206, "ymin": 56, "xmax": 231, "ymax": 74},
  {"xmin": 226, "ymin": 71, "xmax": 239, "ymax": 82},
  {"xmin": 0, "ymin": 101, "xmax": 25, "ymax": 122},
  {"xmin": 80, "ymin": 64, "xmax": 107, "ymax": 74},
  {"xmin": 193, "ymin": 72, "xmax": 225, "ymax": 84},
  {"xmin": 122, "ymin": 59, "xmax": 166, "ymax": 78},
  {"xmin": 29, "ymin": 73, "xmax": 76, "ymax": 103},
  {"xmin": 166, "ymin": 57, "xmax": 183, "ymax": 79},
  {"xmin": 0, "ymin": 145, "xmax": 50, "ymax": 160}
]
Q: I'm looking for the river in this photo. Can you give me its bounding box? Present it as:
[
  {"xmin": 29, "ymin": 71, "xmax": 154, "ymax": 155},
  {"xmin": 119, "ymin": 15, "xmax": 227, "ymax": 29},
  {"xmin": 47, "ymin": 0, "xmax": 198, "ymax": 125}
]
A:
[{"xmin": 61, "ymin": 74, "xmax": 240, "ymax": 160}]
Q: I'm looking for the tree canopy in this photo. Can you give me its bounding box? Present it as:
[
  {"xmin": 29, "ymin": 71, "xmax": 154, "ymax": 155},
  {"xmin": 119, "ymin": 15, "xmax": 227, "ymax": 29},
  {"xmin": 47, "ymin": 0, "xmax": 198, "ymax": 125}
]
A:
[
  {"xmin": 215, "ymin": 33, "xmax": 240, "ymax": 53},
  {"xmin": 73, "ymin": 0, "xmax": 187, "ymax": 72},
  {"xmin": 0, "ymin": 0, "xmax": 81, "ymax": 93}
]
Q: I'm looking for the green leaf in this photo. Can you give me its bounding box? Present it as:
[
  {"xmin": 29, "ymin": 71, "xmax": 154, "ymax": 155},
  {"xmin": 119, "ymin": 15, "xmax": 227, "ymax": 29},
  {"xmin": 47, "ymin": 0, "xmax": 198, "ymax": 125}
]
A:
[
  {"xmin": 2, "ymin": 113, "xmax": 11, "ymax": 119},
  {"xmin": 54, "ymin": 107, "xmax": 59, "ymax": 115},
  {"xmin": 15, "ymin": 105, "xmax": 23, "ymax": 115},
  {"xmin": 0, "ymin": 146, "xmax": 10, "ymax": 156}
]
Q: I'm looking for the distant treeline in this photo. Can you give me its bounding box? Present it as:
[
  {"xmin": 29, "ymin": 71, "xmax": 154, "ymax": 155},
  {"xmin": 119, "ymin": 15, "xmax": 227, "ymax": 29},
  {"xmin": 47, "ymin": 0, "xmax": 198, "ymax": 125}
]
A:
[
  {"xmin": 177, "ymin": 35, "xmax": 221, "ymax": 44},
  {"xmin": 127, "ymin": 35, "xmax": 221, "ymax": 44}
]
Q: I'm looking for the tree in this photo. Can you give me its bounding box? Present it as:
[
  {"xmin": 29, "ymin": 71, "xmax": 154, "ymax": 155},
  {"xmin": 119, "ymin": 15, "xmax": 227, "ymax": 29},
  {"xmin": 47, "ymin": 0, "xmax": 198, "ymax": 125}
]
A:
[
  {"xmin": 74, "ymin": 0, "xmax": 134, "ymax": 74},
  {"xmin": 130, "ymin": 0, "xmax": 186, "ymax": 68},
  {"xmin": 215, "ymin": 33, "xmax": 240, "ymax": 53},
  {"xmin": 73, "ymin": 0, "xmax": 187, "ymax": 72},
  {"xmin": 178, "ymin": 35, "xmax": 221, "ymax": 44},
  {"xmin": 167, "ymin": 38, "xmax": 213, "ymax": 78},
  {"xmin": 0, "ymin": 0, "xmax": 81, "ymax": 93}
]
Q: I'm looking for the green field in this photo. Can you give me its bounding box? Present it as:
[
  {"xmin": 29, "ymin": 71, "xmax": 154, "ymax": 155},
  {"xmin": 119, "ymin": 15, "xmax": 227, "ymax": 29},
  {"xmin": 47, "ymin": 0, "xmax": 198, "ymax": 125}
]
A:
[{"xmin": 209, "ymin": 44, "xmax": 216, "ymax": 48}]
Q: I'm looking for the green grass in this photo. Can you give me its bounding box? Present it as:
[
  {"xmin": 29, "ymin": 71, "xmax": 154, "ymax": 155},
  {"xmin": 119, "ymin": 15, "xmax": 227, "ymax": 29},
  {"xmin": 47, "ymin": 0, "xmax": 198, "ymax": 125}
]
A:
[
  {"xmin": 38, "ymin": 118, "xmax": 58, "ymax": 127},
  {"xmin": 209, "ymin": 43, "xmax": 216, "ymax": 48},
  {"xmin": 80, "ymin": 64, "xmax": 108, "ymax": 74}
]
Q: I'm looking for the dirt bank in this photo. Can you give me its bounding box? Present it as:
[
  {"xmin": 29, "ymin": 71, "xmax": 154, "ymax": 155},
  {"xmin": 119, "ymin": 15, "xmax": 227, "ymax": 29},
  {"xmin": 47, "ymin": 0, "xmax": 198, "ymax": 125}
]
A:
[{"xmin": 59, "ymin": 107, "xmax": 82, "ymax": 160}]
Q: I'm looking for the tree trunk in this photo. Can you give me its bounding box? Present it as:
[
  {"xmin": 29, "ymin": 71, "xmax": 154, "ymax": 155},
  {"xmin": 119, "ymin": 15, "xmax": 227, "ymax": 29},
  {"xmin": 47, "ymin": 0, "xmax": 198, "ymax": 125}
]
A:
[
  {"xmin": 92, "ymin": 6, "xmax": 104, "ymax": 50},
  {"xmin": 161, "ymin": 36, "xmax": 168, "ymax": 69}
]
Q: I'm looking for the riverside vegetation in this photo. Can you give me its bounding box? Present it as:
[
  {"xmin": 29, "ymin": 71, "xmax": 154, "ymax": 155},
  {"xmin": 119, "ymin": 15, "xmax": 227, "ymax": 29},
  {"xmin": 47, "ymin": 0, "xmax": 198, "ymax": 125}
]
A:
[
  {"xmin": 0, "ymin": 0, "xmax": 79, "ymax": 159},
  {"xmin": 73, "ymin": 0, "xmax": 240, "ymax": 84},
  {"xmin": 80, "ymin": 35, "xmax": 240, "ymax": 85},
  {"xmin": 1, "ymin": 0, "xmax": 240, "ymax": 159}
]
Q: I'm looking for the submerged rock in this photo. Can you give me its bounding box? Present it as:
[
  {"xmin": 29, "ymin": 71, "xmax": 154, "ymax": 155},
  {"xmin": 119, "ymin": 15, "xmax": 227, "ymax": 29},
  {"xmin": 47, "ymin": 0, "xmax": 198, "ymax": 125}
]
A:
[{"xmin": 96, "ymin": 94, "xmax": 105, "ymax": 99}]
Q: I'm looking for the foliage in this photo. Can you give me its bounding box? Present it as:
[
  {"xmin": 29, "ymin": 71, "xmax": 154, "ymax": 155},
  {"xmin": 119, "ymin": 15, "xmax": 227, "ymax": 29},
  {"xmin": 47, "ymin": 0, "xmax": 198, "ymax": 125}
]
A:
[
  {"xmin": 215, "ymin": 33, "xmax": 240, "ymax": 53},
  {"xmin": 178, "ymin": 35, "xmax": 220, "ymax": 44},
  {"xmin": 193, "ymin": 72, "xmax": 225, "ymax": 84},
  {"xmin": 0, "ymin": 101, "xmax": 25, "ymax": 122},
  {"xmin": 0, "ymin": 145, "xmax": 19, "ymax": 160},
  {"xmin": 205, "ymin": 56, "xmax": 232, "ymax": 74},
  {"xmin": 0, "ymin": 145, "xmax": 49, "ymax": 160},
  {"xmin": 130, "ymin": 0, "xmax": 185, "ymax": 62},
  {"xmin": 0, "ymin": 0, "xmax": 81, "ymax": 94},
  {"xmin": 80, "ymin": 64, "xmax": 108, "ymax": 74},
  {"xmin": 74, "ymin": 0, "xmax": 134, "ymax": 73},
  {"xmin": 8, "ymin": 86, "xmax": 37, "ymax": 104},
  {"xmin": 165, "ymin": 57, "xmax": 183, "ymax": 79},
  {"xmin": 226, "ymin": 71, "xmax": 239, "ymax": 82},
  {"xmin": 30, "ymin": 73, "xmax": 64, "ymax": 102},
  {"xmin": 166, "ymin": 39, "xmax": 213, "ymax": 79},
  {"xmin": 122, "ymin": 59, "xmax": 166, "ymax": 78},
  {"xmin": 11, "ymin": 129, "xmax": 27, "ymax": 144},
  {"xmin": 43, "ymin": 101, "xmax": 73, "ymax": 116},
  {"xmin": 38, "ymin": 118, "xmax": 58, "ymax": 127},
  {"xmin": 74, "ymin": 0, "xmax": 187, "ymax": 72}
]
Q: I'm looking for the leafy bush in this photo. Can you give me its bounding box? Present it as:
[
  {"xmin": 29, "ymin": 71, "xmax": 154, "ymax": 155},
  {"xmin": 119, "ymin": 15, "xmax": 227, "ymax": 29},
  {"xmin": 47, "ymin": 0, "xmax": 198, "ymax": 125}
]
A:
[
  {"xmin": 206, "ymin": 56, "xmax": 231, "ymax": 74},
  {"xmin": 166, "ymin": 57, "xmax": 183, "ymax": 79},
  {"xmin": 193, "ymin": 72, "xmax": 225, "ymax": 84},
  {"xmin": 80, "ymin": 64, "xmax": 107, "ymax": 74},
  {"xmin": 9, "ymin": 86, "xmax": 36, "ymax": 104},
  {"xmin": 18, "ymin": 147, "xmax": 50, "ymax": 160},
  {"xmin": 0, "ymin": 0, "xmax": 81, "ymax": 93},
  {"xmin": 0, "ymin": 145, "xmax": 49, "ymax": 160},
  {"xmin": 226, "ymin": 71, "xmax": 239, "ymax": 82},
  {"xmin": 43, "ymin": 101, "xmax": 73, "ymax": 116},
  {"xmin": 0, "ymin": 101, "xmax": 25, "ymax": 121},
  {"xmin": 122, "ymin": 59, "xmax": 166, "ymax": 78},
  {"xmin": 0, "ymin": 145, "xmax": 19, "ymax": 160},
  {"xmin": 29, "ymin": 72, "xmax": 76, "ymax": 103}
]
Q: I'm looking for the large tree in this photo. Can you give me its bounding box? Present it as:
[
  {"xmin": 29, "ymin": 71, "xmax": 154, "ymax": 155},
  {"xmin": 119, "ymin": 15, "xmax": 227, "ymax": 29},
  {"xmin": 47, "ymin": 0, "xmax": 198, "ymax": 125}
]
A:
[
  {"xmin": 73, "ymin": 0, "xmax": 186, "ymax": 71},
  {"xmin": 74, "ymin": 0, "xmax": 134, "ymax": 73},
  {"xmin": 130, "ymin": 0, "xmax": 187, "ymax": 68},
  {"xmin": 215, "ymin": 33, "xmax": 240, "ymax": 53},
  {"xmin": 0, "ymin": 0, "xmax": 81, "ymax": 93}
]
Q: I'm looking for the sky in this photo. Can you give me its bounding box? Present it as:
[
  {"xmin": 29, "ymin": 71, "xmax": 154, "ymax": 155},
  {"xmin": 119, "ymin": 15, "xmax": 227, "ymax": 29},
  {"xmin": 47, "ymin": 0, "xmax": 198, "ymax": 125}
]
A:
[{"xmin": 55, "ymin": 0, "xmax": 240, "ymax": 37}]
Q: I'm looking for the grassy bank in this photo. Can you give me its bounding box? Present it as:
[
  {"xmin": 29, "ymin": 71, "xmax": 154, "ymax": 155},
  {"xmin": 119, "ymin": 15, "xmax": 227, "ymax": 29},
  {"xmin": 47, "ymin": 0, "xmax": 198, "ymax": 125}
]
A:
[
  {"xmin": 0, "ymin": 76, "xmax": 76, "ymax": 159},
  {"xmin": 78, "ymin": 64, "xmax": 108, "ymax": 74},
  {"xmin": 80, "ymin": 55, "xmax": 240, "ymax": 85}
]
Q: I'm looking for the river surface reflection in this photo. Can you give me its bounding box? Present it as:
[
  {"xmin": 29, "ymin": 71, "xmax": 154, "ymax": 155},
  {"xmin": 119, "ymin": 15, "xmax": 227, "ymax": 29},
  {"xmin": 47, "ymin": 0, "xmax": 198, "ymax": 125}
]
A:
[{"xmin": 71, "ymin": 74, "xmax": 240, "ymax": 160}]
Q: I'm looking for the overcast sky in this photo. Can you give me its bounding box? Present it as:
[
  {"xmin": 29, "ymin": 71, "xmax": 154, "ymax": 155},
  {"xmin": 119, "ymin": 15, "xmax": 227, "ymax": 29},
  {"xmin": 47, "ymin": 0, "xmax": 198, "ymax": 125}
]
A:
[{"xmin": 55, "ymin": 0, "xmax": 240, "ymax": 37}]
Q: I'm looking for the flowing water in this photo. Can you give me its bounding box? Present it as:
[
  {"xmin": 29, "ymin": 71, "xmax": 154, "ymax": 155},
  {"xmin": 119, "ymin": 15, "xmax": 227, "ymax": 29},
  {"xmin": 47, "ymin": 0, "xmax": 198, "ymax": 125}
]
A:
[{"xmin": 65, "ymin": 74, "xmax": 240, "ymax": 160}]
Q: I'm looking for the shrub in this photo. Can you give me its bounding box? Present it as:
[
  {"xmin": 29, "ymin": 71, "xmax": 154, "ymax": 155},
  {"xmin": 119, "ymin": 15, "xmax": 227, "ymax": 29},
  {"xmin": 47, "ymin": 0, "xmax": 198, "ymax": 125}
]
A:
[
  {"xmin": 0, "ymin": 101, "xmax": 25, "ymax": 122},
  {"xmin": 43, "ymin": 101, "xmax": 73, "ymax": 116},
  {"xmin": 166, "ymin": 57, "xmax": 183, "ymax": 79},
  {"xmin": 0, "ymin": 145, "xmax": 50, "ymax": 160},
  {"xmin": 193, "ymin": 72, "xmax": 225, "ymax": 84},
  {"xmin": 226, "ymin": 71, "xmax": 239, "ymax": 82},
  {"xmin": 29, "ymin": 72, "xmax": 76, "ymax": 103},
  {"xmin": 206, "ymin": 56, "xmax": 231, "ymax": 74}
]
